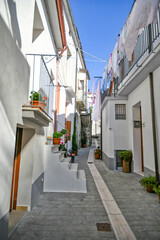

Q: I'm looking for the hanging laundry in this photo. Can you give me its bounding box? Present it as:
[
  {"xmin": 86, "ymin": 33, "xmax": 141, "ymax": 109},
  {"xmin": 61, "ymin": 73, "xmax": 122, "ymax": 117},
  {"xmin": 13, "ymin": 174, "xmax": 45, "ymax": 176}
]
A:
[
  {"xmin": 101, "ymin": 67, "xmax": 108, "ymax": 93},
  {"xmin": 91, "ymin": 78, "xmax": 95, "ymax": 105},
  {"xmin": 125, "ymin": 0, "xmax": 160, "ymax": 61},
  {"xmin": 119, "ymin": 25, "xmax": 126, "ymax": 62},
  {"xmin": 108, "ymin": 53, "xmax": 112, "ymax": 73},
  {"xmin": 92, "ymin": 80, "xmax": 101, "ymax": 122},
  {"xmin": 112, "ymin": 42, "xmax": 119, "ymax": 78}
]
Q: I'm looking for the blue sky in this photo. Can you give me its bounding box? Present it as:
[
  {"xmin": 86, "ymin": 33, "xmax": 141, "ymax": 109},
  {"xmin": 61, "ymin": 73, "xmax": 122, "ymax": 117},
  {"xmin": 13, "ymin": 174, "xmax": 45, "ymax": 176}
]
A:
[{"xmin": 69, "ymin": 0, "xmax": 134, "ymax": 91}]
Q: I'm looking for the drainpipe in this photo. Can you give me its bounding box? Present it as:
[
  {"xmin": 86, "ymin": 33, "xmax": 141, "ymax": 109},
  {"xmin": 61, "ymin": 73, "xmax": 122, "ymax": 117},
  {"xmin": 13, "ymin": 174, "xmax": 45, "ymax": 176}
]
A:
[
  {"xmin": 74, "ymin": 47, "xmax": 78, "ymax": 118},
  {"xmin": 54, "ymin": 0, "xmax": 67, "ymax": 131},
  {"xmin": 149, "ymin": 72, "xmax": 159, "ymax": 181}
]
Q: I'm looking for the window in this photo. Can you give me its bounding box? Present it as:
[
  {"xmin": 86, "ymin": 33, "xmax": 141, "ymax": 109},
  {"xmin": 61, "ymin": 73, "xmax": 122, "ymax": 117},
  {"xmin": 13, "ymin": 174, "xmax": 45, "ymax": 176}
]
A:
[
  {"xmin": 78, "ymin": 80, "xmax": 84, "ymax": 90},
  {"xmin": 115, "ymin": 104, "xmax": 126, "ymax": 120}
]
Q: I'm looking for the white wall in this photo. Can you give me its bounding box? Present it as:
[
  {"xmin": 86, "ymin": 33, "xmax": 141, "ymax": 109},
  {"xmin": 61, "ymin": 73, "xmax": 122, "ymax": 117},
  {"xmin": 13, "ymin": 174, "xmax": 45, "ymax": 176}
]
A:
[
  {"xmin": 102, "ymin": 99, "xmax": 129, "ymax": 159},
  {"xmin": 153, "ymin": 66, "xmax": 160, "ymax": 173},
  {"xmin": 128, "ymin": 77, "xmax": 155, "ymax": 172},
  {"xmin": 0, "ymin": 15, "xmax": 30, "ymax": 219}
]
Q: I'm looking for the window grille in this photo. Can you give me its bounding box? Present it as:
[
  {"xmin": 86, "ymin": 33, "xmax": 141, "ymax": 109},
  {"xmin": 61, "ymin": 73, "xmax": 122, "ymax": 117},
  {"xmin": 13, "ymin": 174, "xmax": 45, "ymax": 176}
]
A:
[
  {"xmin": 115, "ymin": 104, "xmax": 126, "ymax": 120},
  {"xmin": 115, "ymin": 150, "xmax": 123, "ymax": 169}
]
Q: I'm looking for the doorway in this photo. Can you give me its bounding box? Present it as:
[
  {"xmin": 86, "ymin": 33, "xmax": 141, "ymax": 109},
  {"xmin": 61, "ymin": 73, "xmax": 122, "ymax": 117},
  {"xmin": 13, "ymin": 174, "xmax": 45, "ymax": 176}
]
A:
[
  {"xmin": 10, "ymin": 127, "xmax": 23, "ymax": 212},
  {"xmin": 132, "ymin": 102, "xmax": 144, "ymax": 173}
]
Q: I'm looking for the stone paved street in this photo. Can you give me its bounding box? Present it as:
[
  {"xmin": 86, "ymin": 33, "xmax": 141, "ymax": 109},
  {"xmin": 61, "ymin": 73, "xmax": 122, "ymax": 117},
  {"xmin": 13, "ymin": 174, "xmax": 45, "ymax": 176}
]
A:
[
  {"xmin": 9, "ymin": 146, "xmax": 160, "ymax": 240},
  {"xmin": 10, "ymin": 147, "xmax": 116, "ymax": 240},
  {"xmin": 95, "ymin": 159, "xmax": 160, "ymax": 240}
]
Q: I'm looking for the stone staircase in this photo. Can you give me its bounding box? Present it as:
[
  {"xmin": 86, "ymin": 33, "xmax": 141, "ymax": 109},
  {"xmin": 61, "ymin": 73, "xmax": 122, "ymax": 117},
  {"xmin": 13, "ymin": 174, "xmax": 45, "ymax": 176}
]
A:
[{"xmin": 43, "ymin": 141, "xmax": 87, "ymax": 193}]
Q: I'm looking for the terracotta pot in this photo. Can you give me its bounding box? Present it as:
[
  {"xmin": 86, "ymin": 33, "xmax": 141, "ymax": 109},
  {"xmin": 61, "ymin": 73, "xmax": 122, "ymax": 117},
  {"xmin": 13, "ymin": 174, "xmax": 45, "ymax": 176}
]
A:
[
  {"xmin": 73, "ymin": 150, "xmax": 78, "ymax": 156},
  {"xmin": 123, "ymin": 161, "xmax": 130, "ymax": 173},
  {"xmin": 147, "ymin": 186, "xmax": 154, "ymax": 193},
  {"xmin": 82, "ymin": 144, "xmax": 86, "ymax": 148},
  {"xmin": 95, "ymin": 153, "xmax": 100, "ymax": 159},
  {"xmin": 53, "ymin": 138, "xmax": 61, "ymax": 145},
  {"xmin": 30, "ymin": 101, "xmax": 46, "ymax": 111}
]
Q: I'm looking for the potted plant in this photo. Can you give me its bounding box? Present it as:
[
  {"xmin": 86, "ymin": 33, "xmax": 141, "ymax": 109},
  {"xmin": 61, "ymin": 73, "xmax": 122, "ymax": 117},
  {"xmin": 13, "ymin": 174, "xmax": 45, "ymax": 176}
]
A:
[
  {"xmin": 72, "ymin": 136, "xmax": 78, "ymax": 155},
  {"xmin": 72, "ymin": 117, "xmax": 78, "ymax": 155},
  {"xmin": 139, "ymin": 175, "xmax": 157, "ymax": 193},
  {"xmin": 95, "ymin": 147, "xmax": 101, "ymax": 159},
  {"xmin": 81, "ymin": 131, "xmax": 87, "ymax": 148},
  {"xmin": 53, "ymin": 131, "xmax": 63, "ymax": 145},
  {"xmin": 59, "ymin": 143, "xmax": 67, "ymax": 157},
  {"xmin": 61, "ymin": 129, "xmax": 67, "ymax": 135},
  {"xmin": 153, "ymin": 184, "xmax": 160, "ymax": 203},
  {"xmin": 30, "ymin": 91, "xmax": 47, "ymax": 111},
  {"xmin": 119, "ymin": 150, "xmax": 132, "ymax": 173}
]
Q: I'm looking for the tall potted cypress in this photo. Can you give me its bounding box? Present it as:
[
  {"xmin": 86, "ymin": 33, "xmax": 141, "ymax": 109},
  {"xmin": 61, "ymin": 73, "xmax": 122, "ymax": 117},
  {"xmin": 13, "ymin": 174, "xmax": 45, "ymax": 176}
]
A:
[{"xmin": 72, "ymin": 117, "xmax": 78, "ymax": 155}]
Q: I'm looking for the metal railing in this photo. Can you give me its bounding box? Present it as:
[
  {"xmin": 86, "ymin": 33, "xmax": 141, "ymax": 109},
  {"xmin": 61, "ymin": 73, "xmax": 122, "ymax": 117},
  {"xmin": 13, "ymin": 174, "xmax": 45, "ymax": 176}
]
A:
[
  {"xmin": 115, "ymin": 7, "xmax": 160, "ymax": 92},
  {"xmin": 27, "ymin": 55, "xmax": 54, "ymax": 118}
]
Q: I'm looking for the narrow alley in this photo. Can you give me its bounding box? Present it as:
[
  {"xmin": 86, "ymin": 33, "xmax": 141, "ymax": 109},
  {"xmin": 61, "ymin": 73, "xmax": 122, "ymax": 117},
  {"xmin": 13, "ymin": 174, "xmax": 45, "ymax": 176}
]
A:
[{"xmin": 9, "ymin": 147, "xmax": 160, "ymax": 240}]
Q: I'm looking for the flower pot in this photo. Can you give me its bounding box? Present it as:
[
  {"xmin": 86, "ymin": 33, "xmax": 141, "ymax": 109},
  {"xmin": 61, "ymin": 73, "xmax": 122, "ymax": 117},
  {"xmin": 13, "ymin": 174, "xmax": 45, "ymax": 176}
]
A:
[
  {"xmin": 95, "ymin": 153, "xmax": 100, "ymax": 159},
  {"xmin": 146, "ymin": 186, "xmax": 154, "ymax": 193},
  {"xmin": 30, "ymin": 101, "xmax": 46, "ymax": 111},
  {"xmin": 123, "ymin": 161, "xmax": 130, "ymax": 173},
  {"xmin": 82, "ymin": 144, "xmax": 86, "ymax": 148},
  {"xmin": 73, "ymin": 150, "xmax": 78, "ymax": 156},
  {"xmin": 53, "ymin": 138, "xmax": 60, "ymax": 145}
]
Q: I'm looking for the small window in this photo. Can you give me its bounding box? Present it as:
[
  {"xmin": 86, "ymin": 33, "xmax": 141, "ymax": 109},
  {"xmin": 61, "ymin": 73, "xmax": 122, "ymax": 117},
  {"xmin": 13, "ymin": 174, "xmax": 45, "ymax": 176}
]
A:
[
  {"xmin": 115, "ymin": 104, "xmax": 126, "ymax": 120},
  {"xmin": 78, "ymin": 80, "xmax": 84, "ymax": 90}
]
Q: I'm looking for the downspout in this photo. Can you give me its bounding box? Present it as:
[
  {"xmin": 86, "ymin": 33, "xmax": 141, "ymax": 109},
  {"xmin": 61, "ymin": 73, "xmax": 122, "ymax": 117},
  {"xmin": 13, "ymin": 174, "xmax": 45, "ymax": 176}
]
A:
[
  {"xmin": 54, "ymin": 0, "xmax": 67, "ymax": 131},
  {"xmin": 149, "ymin": 72, "xmax": 159, "ymax": 181}
]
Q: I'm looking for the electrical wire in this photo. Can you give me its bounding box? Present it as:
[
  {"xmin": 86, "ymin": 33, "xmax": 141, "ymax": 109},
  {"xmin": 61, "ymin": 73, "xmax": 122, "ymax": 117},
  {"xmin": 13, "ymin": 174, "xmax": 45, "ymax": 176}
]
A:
[{"xmin": 67, "ymin": 42, "xmax": 107, "ymax": 62}]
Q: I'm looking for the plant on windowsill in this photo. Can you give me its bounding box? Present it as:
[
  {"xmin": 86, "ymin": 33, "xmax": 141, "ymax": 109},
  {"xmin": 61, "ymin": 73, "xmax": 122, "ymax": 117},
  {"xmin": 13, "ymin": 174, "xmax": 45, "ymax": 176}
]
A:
[
  {"xmin": 53, "ymin": 131, "xmax": 63, "ymax": 145},
  {"xmin": 81, "ymin": 131, "xmax": 87, "ymax": 148},
  {"xmin": 119, "ymin": 150, "xmax": 132, "ymax": 173},
  {"xmin": 153, "ymin": 184, "xmax": 160, "ymax": 203},
  {"xmin": 95, "ymin": 147, "xmax": 101, "ymax": 159},
  {"xmin": 30, "ymin": 91, "xmax": 47, "ymax": 111},
  {"xmin": 139, "ymin": 175, "xmax": 157, "ymax": 193}
]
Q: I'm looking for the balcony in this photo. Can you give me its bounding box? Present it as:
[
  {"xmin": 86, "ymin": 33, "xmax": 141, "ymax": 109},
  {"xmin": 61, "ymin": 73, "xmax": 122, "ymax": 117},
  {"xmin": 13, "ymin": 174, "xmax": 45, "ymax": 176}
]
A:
[
  {"xmin": 23, "ymin": 55, "xmax": 54, "ymax": 126},
  {"xmin": 76, "ymin": 89, "xmax": 85, "ymax": 111},
  {"xmin": 115, "ymin": 7, "xmax": 160, "ymax": 96}
]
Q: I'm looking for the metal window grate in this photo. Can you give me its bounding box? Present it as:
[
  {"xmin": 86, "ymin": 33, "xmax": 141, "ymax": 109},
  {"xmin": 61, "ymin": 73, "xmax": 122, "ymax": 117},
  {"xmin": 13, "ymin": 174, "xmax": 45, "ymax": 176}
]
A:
[
  {"xmin": 115, "ymin": 150, "xmax": 124, "ymax": 168},
  {"xmin": 115, "ymin": 104, "xmax": 126, "ymax": 120}
]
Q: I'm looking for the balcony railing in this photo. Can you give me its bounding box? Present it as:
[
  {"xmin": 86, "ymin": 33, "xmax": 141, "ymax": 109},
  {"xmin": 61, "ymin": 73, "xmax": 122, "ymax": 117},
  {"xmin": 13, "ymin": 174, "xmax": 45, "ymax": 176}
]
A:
[
  {"xmin": 115, "ymin": 7, "xmax": 160, "ymax": 92},
  {"xmin": 26, "ymin": 55, "xmax": 54, "ymax": 118}
]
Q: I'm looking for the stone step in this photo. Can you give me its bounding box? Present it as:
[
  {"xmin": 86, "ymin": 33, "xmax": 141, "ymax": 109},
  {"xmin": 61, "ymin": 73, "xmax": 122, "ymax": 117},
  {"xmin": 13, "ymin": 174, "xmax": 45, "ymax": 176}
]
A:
[
  {"xmin": 69, "ymin": 163, "xmax": 78, "ymax": 171},
  {"xmin": 60, "ymin": 157, "xmax": 71, "ymax": 163},
  {"xmin": 77, "ymin": 170, "xmax": 86, "ymax": 180},
  {"xmin": 51, "ymin": 145, "xmax": 60, "ymax": 152}
]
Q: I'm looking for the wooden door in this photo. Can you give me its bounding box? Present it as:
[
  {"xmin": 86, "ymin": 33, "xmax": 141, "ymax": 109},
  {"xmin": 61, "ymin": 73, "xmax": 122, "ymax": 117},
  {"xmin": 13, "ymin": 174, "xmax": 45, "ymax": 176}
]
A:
[
  {"xmin": 140, "ymin": 107, "xmax": 144, "ymax": 172},
  {"xmin": 10, "ymin": 127, "xmax": 23, "ymax": 211}
]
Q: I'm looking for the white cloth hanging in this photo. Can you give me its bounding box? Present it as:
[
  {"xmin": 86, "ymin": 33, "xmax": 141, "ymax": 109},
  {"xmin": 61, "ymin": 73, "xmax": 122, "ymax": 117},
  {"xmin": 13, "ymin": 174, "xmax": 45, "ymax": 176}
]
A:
[
  {"xmin": 125, "ymin": 0, "xmax": 160, "ymax": 61},
  {"xmin": 112, "ymin": 42, "xmax": 119, "ymax": 78},
  {"xmin": 92, "ymin": 80, "xmax": 101, "ymax": 122}
]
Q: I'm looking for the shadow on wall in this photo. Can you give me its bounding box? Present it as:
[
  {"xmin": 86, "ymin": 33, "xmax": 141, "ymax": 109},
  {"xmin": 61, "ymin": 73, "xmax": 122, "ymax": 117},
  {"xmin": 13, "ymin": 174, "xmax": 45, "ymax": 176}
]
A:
[
  {"xmin": 7, "ymin": 0, "xmax": 22, "ymax": 48},
  {"xmin": 0, "ymin": 210, "xmax": 9, "ymax": 240},
  {"xmin": 0, "ymin": 100, "xmax": 15, "ymax": 224}
]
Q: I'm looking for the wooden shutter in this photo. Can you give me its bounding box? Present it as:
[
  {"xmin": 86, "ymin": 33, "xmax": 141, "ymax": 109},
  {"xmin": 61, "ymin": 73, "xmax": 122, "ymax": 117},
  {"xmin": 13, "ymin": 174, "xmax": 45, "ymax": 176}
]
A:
[{"xmin": 66, "ymin": 121, "xmax": 71, "ymax": 140}]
